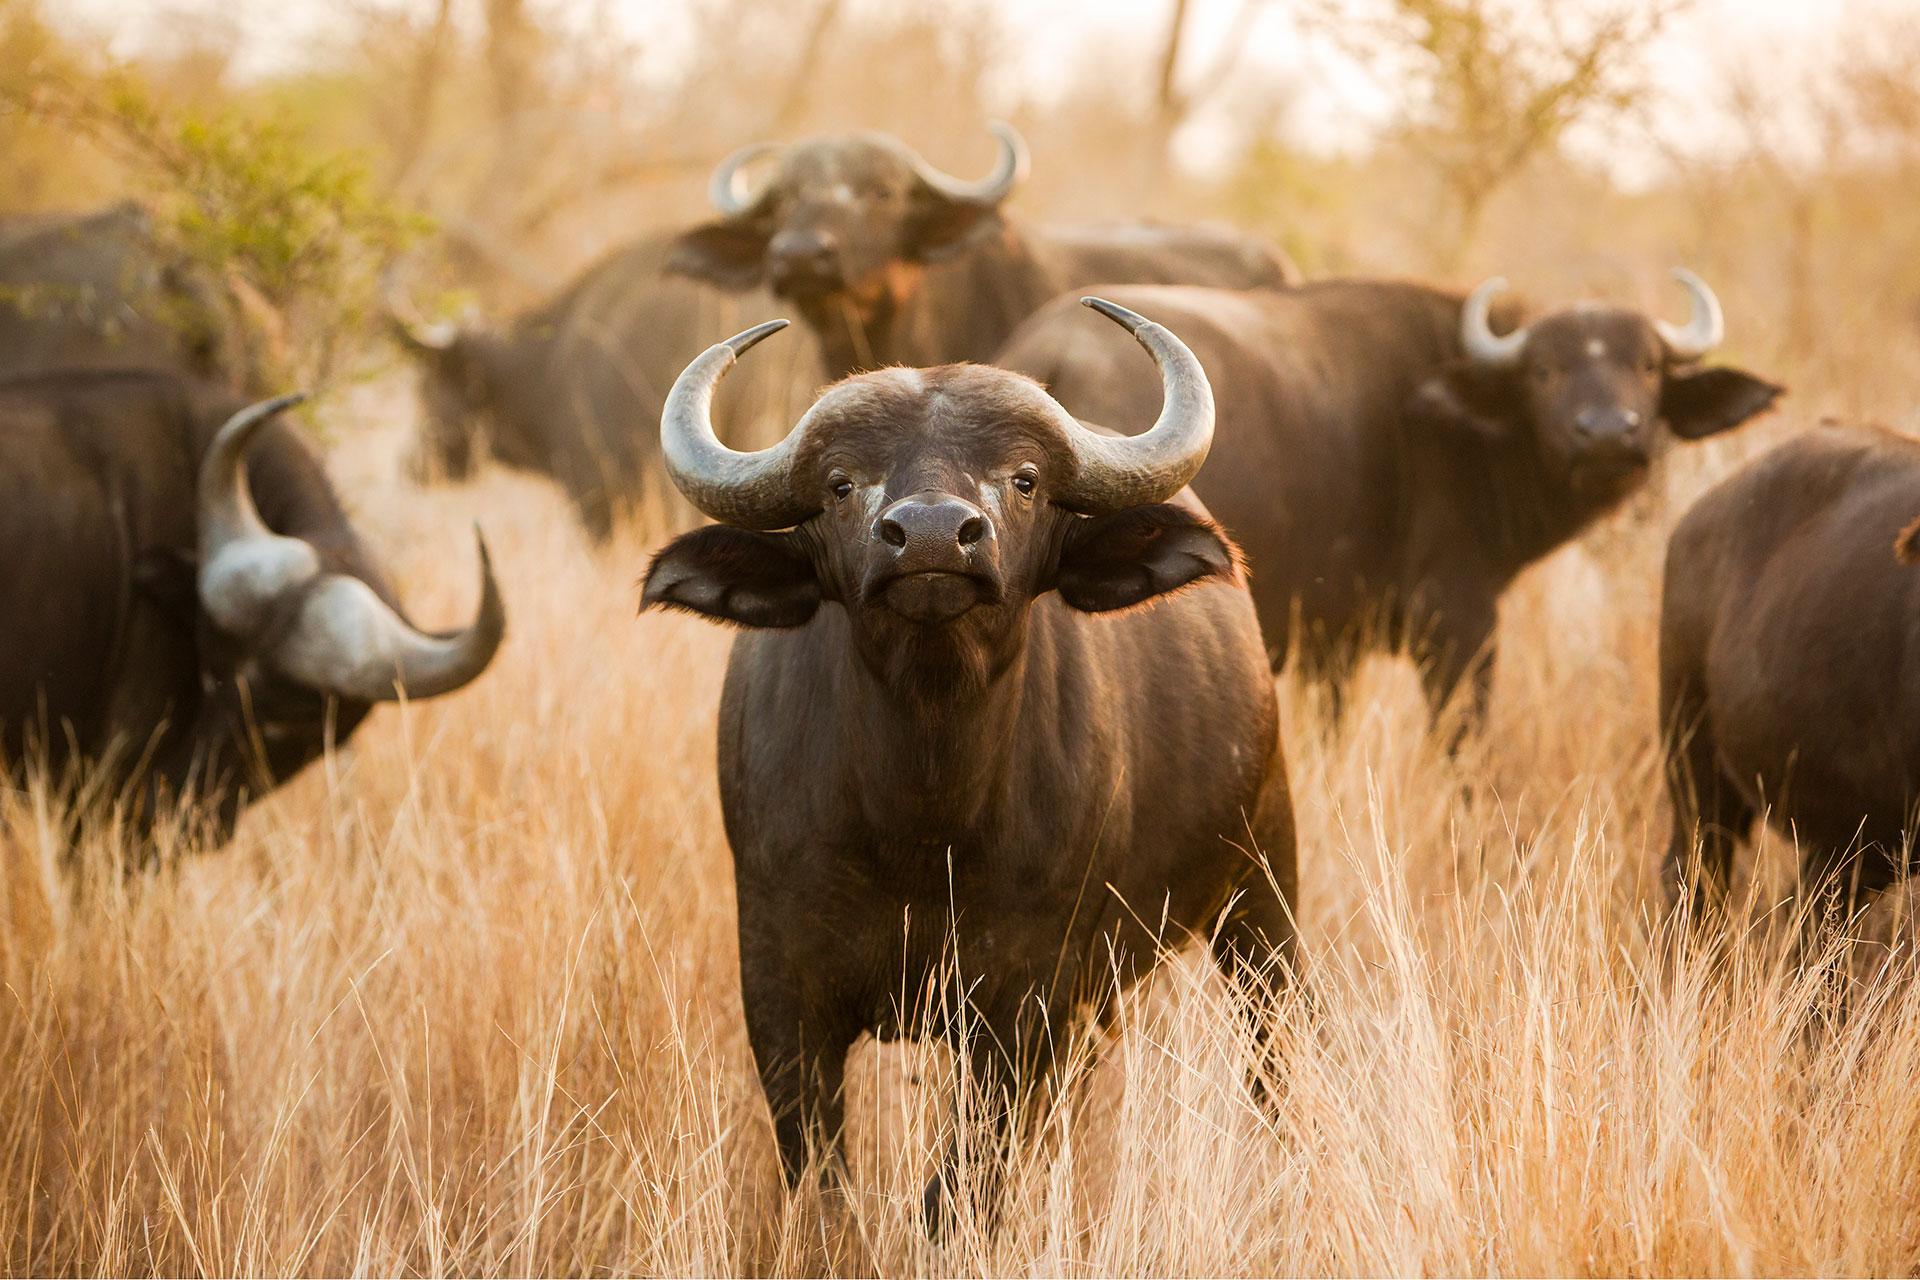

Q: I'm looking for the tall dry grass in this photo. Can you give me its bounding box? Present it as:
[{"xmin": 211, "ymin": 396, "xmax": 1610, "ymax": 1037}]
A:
[{"xmin": 3, "ymin": 369, "xmax": 1920, "ymax": 1276}]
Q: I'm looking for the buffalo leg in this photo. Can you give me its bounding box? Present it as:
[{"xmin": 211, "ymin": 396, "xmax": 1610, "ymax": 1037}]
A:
[
  {"xmin": 921, "ymin": 1012, "xmax": 1054, "ymax": 1239},
  {"xmin": 1296, "ymin": 634, "xmax": 1359, "ymax": 727},
  {"xmin": 1794, "ymin": 842, "xmax": 1901, "ymax": 969},
  {"xmin": 1409, "ymin": 589, "xmax": 1497, "ymax": 744},
  {"xmin": 1659, "ymin": 667, "xmax": 1751, "ymax": 923},
  {"xmin": 742, "ymin": 991, "xmax": 856, "ymax": 1189},
  {"xmin": 1280, "ymin": 611, "xmax": 1348, "ymax": 723},
  {"xmin": 1211, "ymin": 762, "xmax": 1300, "ymax": 1113}
]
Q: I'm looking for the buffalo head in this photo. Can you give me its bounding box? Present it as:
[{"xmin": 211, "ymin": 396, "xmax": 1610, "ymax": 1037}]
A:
[
  {"xmin": 384, "ymin": 292, "xmax": 543, "ymax": 481},
  {"xmin": 642, "ymin": 298, "xmax": 1237, "ymax": 694},
  {"xmin": 667, "ymin": 125, "xmax": 1028, "ymax": 342},
  {"xmin": 143, "ymin": 395, "xmax": 505, "ymax": 830},
  {"xmin": 1412, "ymin": 270, "xmax": 1783, "ymax": 488}
]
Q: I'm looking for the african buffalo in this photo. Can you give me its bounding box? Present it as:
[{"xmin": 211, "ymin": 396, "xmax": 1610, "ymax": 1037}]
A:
[
  {"xmin": 0, "ymin": 369, "xmax": 503, "ymax": 849},
  {"xmin": 0, "ymin": 202, "xmax": 261, "ymax": 388},
  {"xmin": 1001, "ymin": 272, "xmax": 1783, "ymax": 729},
  {"xmin": 666, "ymin": 124, "xmax": 1298, "ymax": 381},
  {"xmin": 641, "ymin": 300, "xmax": 1295, "ymax": 1228},
  {"xmin": 1661, "ymin": 424, "xmax": 1920, "ymax": 920},
  {"xmin": 390, "ymin": 232, "xmax": 814, "ymax": 539}
]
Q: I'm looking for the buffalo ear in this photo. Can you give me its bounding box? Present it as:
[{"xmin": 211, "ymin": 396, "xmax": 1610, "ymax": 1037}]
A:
[
  {"xmin": 666, "ymin": 220, "xmax": 771, "ymax": 292},
  {"xmin": 641, "ymin": 526, "xmax": 820, "ymax": 628},
  {"xmin": 1661, "ymin": 367, "xmax": 1784, "ymax": 439},
  {"xmin": 906, "ymin": 192, "xmax": 1006, "ymax": 264},
  {"xmin": 1053, "ymin": 504, "xmax": 1241, "ymax": 613},
  {"xmin": 1405, "ymin": 364, "xmax": 1519, "ymax": 442}
]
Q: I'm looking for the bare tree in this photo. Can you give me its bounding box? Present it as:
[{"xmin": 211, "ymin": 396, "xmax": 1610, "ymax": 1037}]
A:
[
  {"xmin": 1319, "ymin": 0, "xmax": 1688, "ymax": 267},
  {"xmin": 1148, "ymin": 0, "xmax": 1273, "ymax": 169}
]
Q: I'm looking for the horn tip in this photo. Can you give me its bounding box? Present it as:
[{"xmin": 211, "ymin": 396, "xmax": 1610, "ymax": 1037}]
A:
[
  {"xmin": 1081, "ymin": 296, "xmax": 1149, "ymax": 333},
  {"xmin": 471, "ymin": 523, "xmax": 506, "ymax": 639},
  {"xmin": 214, "ymin": 391, "xmax": 308, "ymax": 450},
  {"xmin": 726, "ymin": 318, "xmax": 789, "ymax": 356},
  {"xmin": 987, "ymin": 119, "xmax": 1031, "ymax": 164}
]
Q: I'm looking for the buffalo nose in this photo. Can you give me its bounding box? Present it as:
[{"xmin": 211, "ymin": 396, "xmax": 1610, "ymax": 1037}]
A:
[
  {"xmin": 877, "ymin": 493, "xmax": 989, "ymax": 555},
  {"xmin": 768, "ymin": 229, "xmax": 839, "ymax": 281},
  {"xmin": 1574, "ymin": 406, "xmax": 1643, "ymax": 438}
]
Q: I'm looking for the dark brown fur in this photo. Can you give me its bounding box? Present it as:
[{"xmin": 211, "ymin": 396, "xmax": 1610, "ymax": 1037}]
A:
[
  {"xmin": 668, "ymin": 133, "xmax": 1297, "ymax": 381},
  {"xmin": 1001, "ymin": 279, "xmax": 1783, "ymax": 730},
  {"xmin": 641, "ymin": 362, "xmax": 1295, "ymax": 1230},
  {"xmin": 402, "ymin": 232, "xmax": 811, "ymax": 539},
  {"xmin": 0, "ymin": 203, "xmax": 256, "ymax": 389},
  {"xmin": 0, "ymin": 369, "xmax": 421, "ymax": 848},
  {"xmin": 1660, "ymin": 424, "xmax": 1920, "ymax": 916}
]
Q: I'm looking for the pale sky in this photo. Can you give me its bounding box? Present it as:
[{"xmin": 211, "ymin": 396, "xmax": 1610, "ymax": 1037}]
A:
[{"xmin": 51, "ymin": 0, "xmax": 1913, "ymax": 184}]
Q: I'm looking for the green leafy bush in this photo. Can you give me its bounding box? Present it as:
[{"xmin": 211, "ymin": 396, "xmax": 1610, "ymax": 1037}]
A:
[{"xmin": 16, "ymin": 67, "xmax": 429, "ymax": 393}]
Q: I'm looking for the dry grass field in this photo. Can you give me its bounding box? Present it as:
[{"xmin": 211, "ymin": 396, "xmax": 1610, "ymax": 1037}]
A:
[
  {"xmin": 5, "ymin": 2, "xmax": 1920, "ymax": 1273},
  {"xmin": 3, "ymin": 354, "xmax": 1920, "ymax": 1275}
]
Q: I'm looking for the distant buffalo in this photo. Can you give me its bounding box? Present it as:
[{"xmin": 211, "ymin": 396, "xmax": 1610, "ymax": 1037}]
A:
[
  {"xmin": 0, "ymin": 370, "xmax": 503, "ymax": 849},
  {"xmin": 1661, "ymin": 425, "xmax": 1920, "ymax": 919},
  {"xmin": 0, "ymin": 202, "xmax": 264, "ymax": 388},
  {"xmin": 390, "ymin": 232, "xmax": 815, "ymax": 540},
  {"xmin": 667, "ymin": 124, "xmax": 1298, "ymax": 381},
  {"xmin": 642, "ymin": 300, "xmax": 1294, "ymax": 1229},
  {"xmin": 1003, "ymin": 271, "xmax": 1783, "ymax": 729}
]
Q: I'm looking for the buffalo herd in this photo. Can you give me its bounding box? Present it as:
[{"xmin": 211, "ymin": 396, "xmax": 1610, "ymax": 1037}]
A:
[{"xmin": 8, "ymin": 121, "xmax": 1920, "ymax": 1225}]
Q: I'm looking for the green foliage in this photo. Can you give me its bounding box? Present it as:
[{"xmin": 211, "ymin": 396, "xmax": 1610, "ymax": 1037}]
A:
[
  {"xmin": 108, "ymin": 76, "xmax": 423, "ymax": 307},
  {"xmin": 16, "ymin": 66, "xmax": 430, "ymax": 392}
]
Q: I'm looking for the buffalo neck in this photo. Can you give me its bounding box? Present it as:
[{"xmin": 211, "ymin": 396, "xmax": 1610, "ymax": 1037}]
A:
[
  {"xmin": 1423, "ymin": 430, "xmax": 1640, "ymax": 588},
  {"xmin": 834, "ymin": 609, "xmax": 1037, "ymax": 847},
  {"xmin": 802, "ymin": 288, "xmax": 902, "ymax": 382},
  {"xmin": 809, "ymin": 225, "xmax": 1058, "ymax": 380}
]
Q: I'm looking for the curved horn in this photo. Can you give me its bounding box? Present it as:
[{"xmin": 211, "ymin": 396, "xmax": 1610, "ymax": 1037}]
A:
[
  {"xmin": 1654, "ymin": 267, "xmax": 1724, "ymax": 361},
  {"xmin": 1052, "ymin": 297, "xmax": 1216, "ymax": 514},
  {"xmin": 1461, "ymin": 277, "xmax": 1528, "ymax": 367},
  {"xmin": 381, "ymin": 276, "xmax": 458, "ymax": 353},
  {"xmin": 709, "ymin": 141, "xmax": 780, "ymax": 217},
  {"xmin": 198, "ymin": 398, "xmax": 503, "ymax": 702},
  {"xmin": 196, "ymin": 394, "xmax": 323, "ymax": 637},
  {"xmin": 907, "ymin": 121, "xmax": 1029, "ymax": 205},
  {"xmin": 660, "ymin": 319, "xmax": 818, "ymax": 529},
  {"xmin": 267, "ymin": 529, "xmax": 505, "ymax": 702}
]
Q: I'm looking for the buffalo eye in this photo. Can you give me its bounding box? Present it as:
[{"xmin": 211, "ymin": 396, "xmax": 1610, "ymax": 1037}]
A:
[
  {"xmin": 1012, "ymin": 470, "xmax": 1037, "ymax": 497},
  {"xmin": 830, "ymin": 477, "xmax": 854, "ymax": 501}
]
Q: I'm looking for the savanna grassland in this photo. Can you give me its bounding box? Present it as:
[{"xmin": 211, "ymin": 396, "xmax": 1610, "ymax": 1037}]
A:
[
  {"xmin": 3, "ymin": 356, "xmax": 1920, "ymax": 1276},
  {"xmin": 8, "ymin": 0, "xmax": 1920, "ymax": 1274}
]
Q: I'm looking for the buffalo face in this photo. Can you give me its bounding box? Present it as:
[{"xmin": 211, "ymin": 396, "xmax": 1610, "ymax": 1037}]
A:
[
  {"xmin": 668, "ymin": 126, "xmax": 1028, "ymax": 342},
  {"xmin": 386, "ymin": 302, "xmax": 546, "ymax": 481},
  {"xmin": 1411, "ymin": 271, "xmax": 1783, "ymax": 492},
  {"xmin": 408, "ymin": 336, "xmax": 488, "ymax": 481},
  {"xmin": 642, "ymin": 301, "xmax": 1239, "ymax": 695}
]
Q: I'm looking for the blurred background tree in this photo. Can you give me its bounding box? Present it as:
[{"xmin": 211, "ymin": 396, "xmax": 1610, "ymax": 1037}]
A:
[
  {"xmin": 0, "ymin": 0, "xmax": 1914, "ymax": 407},
  {"xmin": 1307, "ymin": 0, "xmax": 1689, "ymax": 267},
  {"xmin": 2, "ymin": 15, "xmax": 425, "ymax": 390}
]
